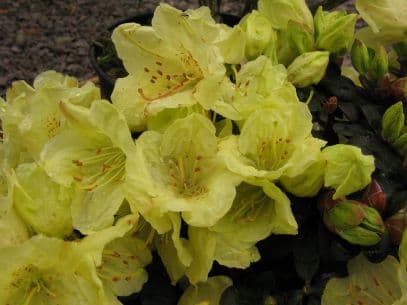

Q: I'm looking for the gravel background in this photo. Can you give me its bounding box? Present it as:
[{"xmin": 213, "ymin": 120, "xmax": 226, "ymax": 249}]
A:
[
  {"xmin": 0, "ymin": 0, "xmax": 247, "ymax": 96},
  {"xmin": 0, "ymin": 0, "xmax": 353, "ymax": 96}
]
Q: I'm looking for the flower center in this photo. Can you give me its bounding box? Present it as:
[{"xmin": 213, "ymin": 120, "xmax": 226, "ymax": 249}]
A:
[
  {"xmin": 72, "ymin": 146, "xmax": 126, "ymax": 191},
  {"xmin": 230, "ymin": 186, "xmax": 269, "ymax": 223},
  {"xmin": 138, "ymin": 50, "xmax": 203, "ymax": 104},
  {"xmin": 166, "ymin": 154, "xmax": 207, "ymax": 197},
  {"xmin": 250, "ymin": 136, "xmax": 292, "ymax": 171}
]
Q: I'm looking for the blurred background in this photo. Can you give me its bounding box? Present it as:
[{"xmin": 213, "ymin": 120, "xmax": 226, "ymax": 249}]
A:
[{"xmin": 0, "ymin": 0, "xmax": 353, "ymax": 95}]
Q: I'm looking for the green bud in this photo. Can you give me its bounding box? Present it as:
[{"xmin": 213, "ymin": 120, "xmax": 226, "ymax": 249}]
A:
[
  {"xmin": 286, "ymin": 20, "xmax": 314, "ymax": 56},
  {"xmin": 338, "ymin": 226, "xmax": 382, "ymax": 246},
  {"xmin": 324, "ymin": 200, "xmax": 365, "ymax": 232},
  {"xmin": 351, "ymin": 39, "xmax": 371, "ymax": 75},
  {"xmin": 381, "ymin": 101, "xmax": 405, "ymax": 142},
  {"xmin": 360, "ymin": 206, "xmax": 385, "ymax": 234},
  {"xmin": 258, "ymin": 0, "xmax": 314, "ymax": 31},
  {"xmin": 323, "ymin": 201, "xmax": 385, "ymax": 246},
  {"xmin": 239, "ymin": 10, "xmax": 276, "ymax": 60},
  {"xmin": 287, "ymin": 51, "xmax": 329, "ymax": 87},
  {"xmin": 370, "ymin": 45, "xmax": 389, "ymax": 79},
  {"xmin": 390, "ymin": 77, "xmax": 407, "ymax": 101},
  {"xmin": 314, "ymin": 6, "xmax": 357, "ymax": 54}
]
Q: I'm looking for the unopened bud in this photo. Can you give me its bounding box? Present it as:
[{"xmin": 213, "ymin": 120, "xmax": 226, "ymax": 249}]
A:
[
  {"xmin": 361, "ymin": 205, "xmax": 385, "ymax": 234},
  {"xmin": 323, "ymin": 200, "xmax": 385, "ymax": 246},
  {"xmin": 239, "ymin": 10, "xmax": 276, "ymax": 60},
  {"xmin": 370, "ymin": 46, "xmax": 389, "ymax": 80},
  {"xmin": 385, "ymin": 208, "xmax": 407, "ymax": 244},
  {"xmin": 286, "ymin": 20, "xmax": 314, "ymax": 56},
  {"xmin": 324, "ymin": 201, "xmax": 365, "ymax": 232},
  {"xmin": 287, "ymin": 51, "xmax": 329, "ymax": 87},
  {"xmin": 361, "ymin": 180, "xmax": 386, "ymax": 213},
  {"xmin": 338, "ymin": 226, "xmax": 382, "ymax": 246},
  {"xmin": 351, "ymin": 39, "xmax": 371, "ymax": 75},
  {"xmin": 390, "ymin": 77, "xmax": 407, "ymax": 102},
  {"xmin": 314, "ymin": 6, "xmax": 357, "ymax": 54}
]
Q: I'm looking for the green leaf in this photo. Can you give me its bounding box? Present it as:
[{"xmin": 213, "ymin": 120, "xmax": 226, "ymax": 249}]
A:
[{"xmin": 382, "ymin": 101, "xmax": 405, "ymax": 143}]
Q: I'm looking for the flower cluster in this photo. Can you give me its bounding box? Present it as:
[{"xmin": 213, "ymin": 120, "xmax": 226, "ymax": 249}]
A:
[{"xmin": 0, "ymin": 0, "xmax": 406, "ymax": 304}]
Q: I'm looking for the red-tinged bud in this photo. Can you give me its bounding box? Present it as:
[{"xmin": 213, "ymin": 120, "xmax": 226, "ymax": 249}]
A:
[
  {"xmin": 361, "ymin": 180, "xmax": 386, "ymax": 213},
  {"xmin": 318, "ymin": 190, "xmax": 343, "ymax": 213},
  {"xmin": 385, "ymin": 208, "xmax": 407, "ymax": 245},
  {"xmin": 390, "ymin": 77, "xmax": 407, "ymax": 102}
]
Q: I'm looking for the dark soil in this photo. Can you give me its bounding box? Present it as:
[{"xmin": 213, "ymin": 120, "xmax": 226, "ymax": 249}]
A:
[{"xmin": 0, "ymin": 0, "xmax": 245, "ymax": 96}]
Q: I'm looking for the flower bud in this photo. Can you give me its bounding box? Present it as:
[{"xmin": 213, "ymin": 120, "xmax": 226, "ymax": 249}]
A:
[
  {"xmin": 351, "ymin": 39, "xmax": 371, "ymax": 75},
  {"xmin": 286, "ymin": 20, "xmax": 314, "ymax": 56},
  {"xmin": 381, "ymin": 101, "xmax": 405, "ymax": 142},
  {"xmin": 322, "ymin": 200, "xmax": 385, "ymax": 246},
  {"xmin": 314, "ymin": 7, "xmax": 357, "ymax": 54},
  {"xmin": 323, "ymin": 200, "xmax": 365, "ymax": 233},
  {"xmin": 385, "ymin": 208, "xmax": 407, "ymax": 244},
  {"xmin": 287, "ymin": 51, "xmax": 329, "ymax": 87},
  {"xmin": 239, "ymin": 10, "xmax": 276, "ymax": 60},
  {"xmin": 338, "ymin": 226, "xmax": 383, "ymax": 246},
  {"xmin": 389, "ymin": 77, "xmax": 407, "ymax": 102},
  {"xmin": 370, "ymin": 46, "xmax": 389, "ymax": 80},
  {"xmin": 361, "ymin": 180, "xmax": 386, "ymax": 213},
  {"xmin": 361, "ymin": 206, "xmax": 385, "ymax": 234}
]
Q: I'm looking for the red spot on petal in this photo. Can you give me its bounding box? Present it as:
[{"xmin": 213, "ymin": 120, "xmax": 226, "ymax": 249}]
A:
[{"xmin": 112, "ymin": 276, "xmax": 120, "ymax": 282}]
